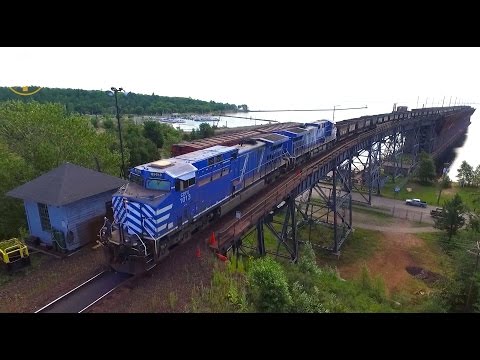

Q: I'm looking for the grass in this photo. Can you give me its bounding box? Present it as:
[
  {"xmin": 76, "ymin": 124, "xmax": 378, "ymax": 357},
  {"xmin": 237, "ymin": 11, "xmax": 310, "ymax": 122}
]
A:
[
  {"xmin": 189, "ymin": 261, "xmax": 250, "ymax": 313},
  {"xmin": 415, "ymin": 232, "xmax": 454, "ymax": 275},
  {"xmin": 395, "ymin": 231, "xmax": 454, "ymax": 312},
  {"xmin": 382, "ymin": 179, "xmax": 448, "ymax": 205},
  {"xmin": 351, "ymin": 204, "xmax": 394, "ymax": 225},
  {"xmin": 382, "ymin": 177, "xmax": 480, "ymax": 211},
  {"xmin": 0, "ymin": 252, "xmax": 48, "ymax": 287},
  {"xmin": 456, "ymin": 185, "xmax": 480, "ymax": 210},
  {"xmin": 299, "ymin": 224, "xmax": 382, "ymax": 267}
]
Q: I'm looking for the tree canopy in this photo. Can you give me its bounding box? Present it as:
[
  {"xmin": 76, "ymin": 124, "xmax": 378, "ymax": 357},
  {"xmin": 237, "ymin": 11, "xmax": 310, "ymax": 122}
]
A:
[
  {"xmin": 434, "ymin": 193, "xmax": 467, "ymax": 241},
  {"xmin": 457, "ymin": 160, "xmax": 474, "ymax": 187},
  {"xmin": 0, "ymin": 87, "xmax": 243, "ymax": 116},
  {"xmin": 416, "ymin": 151, "xmax": 436, "ymax": 185}
]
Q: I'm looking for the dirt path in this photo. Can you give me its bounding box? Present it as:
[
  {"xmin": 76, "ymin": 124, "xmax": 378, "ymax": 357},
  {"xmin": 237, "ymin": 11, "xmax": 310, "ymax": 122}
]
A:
[
  {"xmin": 338, "ymin": 215, "xmax": 438, "ymax": 295},
  {"xmin": 339, "ymin": 232, "xmax": 426, "ymax": 295}
]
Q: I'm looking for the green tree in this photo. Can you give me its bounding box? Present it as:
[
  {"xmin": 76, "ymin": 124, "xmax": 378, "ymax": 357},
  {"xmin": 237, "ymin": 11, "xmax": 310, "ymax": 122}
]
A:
[
  {"xmin": 473, "ymin": 165, "xmax": 480, "ymax": 187},
  {"xmin": 457, "ymin": 160, "xmax": 474, "ymax": 187},
  {"xmin": 0, "ymin": 141, "xmax": 33, "ymax": 239},
  {"xmin": 123, "ymin": 120, "xmax": 159, "ymax": 167},
  {"xmin": 441, "ymin": 174, "xmax": 452, "ymax": 189},
  {"xmin": 198, "ymin": 122, "xmax": 215, "ymax": 138},
  {"xmin": 0, "ymin": 101, "xmax": 122, "ymax": 177},
  {"xmin": 247, "ymin": 257, "xmax": 292, "ymax": 312},
  {"xmin": 90, "ymin": 116, "xmax": 99, "ymax": 129},
  {"xmin": 416, "ymin": 151, "xmax": 436, "ymax": 185},
  {"xmin": 143, "ymin": 121, "xmax": 164, "ymax": 148},
  {"xmin": 103, "ymin": 117, "xmax": 114, "ymax": 130},
  {"xmin": 434, "ymin": 193, "xmax": 467, "ymax": 241},
  {"xmin": 437, "ymin": 231, "xmax": 480, "ymax": 312},
  {"xmin": 190, "ymin": 128, "xmax": 198, "ymax": 140}
]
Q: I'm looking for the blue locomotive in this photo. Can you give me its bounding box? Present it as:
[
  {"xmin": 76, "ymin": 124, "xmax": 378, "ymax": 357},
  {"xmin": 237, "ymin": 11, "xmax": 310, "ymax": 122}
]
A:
[{"xmin": 100, "ymin": 119, "xmax": 336, "ymax": 274}]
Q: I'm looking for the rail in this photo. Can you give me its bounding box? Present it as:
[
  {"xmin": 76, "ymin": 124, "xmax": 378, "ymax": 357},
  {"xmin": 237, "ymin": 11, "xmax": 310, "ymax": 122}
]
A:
[{"xmin": 35, "ymin": 270, "xmax": 132, "ymax": 313}]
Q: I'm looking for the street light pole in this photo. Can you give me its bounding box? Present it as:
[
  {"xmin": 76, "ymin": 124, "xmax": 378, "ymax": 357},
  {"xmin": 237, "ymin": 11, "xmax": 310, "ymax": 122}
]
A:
[
  {"xmin": 108, "ymin": 87, "xmax": 126, "ymax": 179},
  {"xmin": 333, "ymin": 104, "xmax": 341, "ymax": 123}
]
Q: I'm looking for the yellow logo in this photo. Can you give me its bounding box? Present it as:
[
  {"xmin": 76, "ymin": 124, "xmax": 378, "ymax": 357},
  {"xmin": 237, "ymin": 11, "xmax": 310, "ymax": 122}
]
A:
[{"xmin": 8, "ymin": 86, "xmax": 43, "ymax": 96}]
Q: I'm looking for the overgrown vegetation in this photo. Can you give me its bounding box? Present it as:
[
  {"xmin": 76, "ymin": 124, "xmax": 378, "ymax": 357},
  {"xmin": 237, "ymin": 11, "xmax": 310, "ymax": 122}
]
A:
[
  {"xmin": 417, "ymin": 230, "xmax": 480, "ymax": 312},
  {"xmin": 189, "ymin": 241, "xmax": 395, "ymax": 313},
  {"xmin": 434, "ymin": 193, "xmax": 467, "ymax": 242}
]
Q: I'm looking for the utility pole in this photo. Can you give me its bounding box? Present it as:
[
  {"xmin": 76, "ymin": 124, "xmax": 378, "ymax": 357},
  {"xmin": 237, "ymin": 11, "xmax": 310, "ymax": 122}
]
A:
[
  {"xmin": 107, "ymin": 87, "xmax": 127, "ymax": 179},
  {"xmin": 465, "ymin": 241, "xmax": 480, "ymax": 312},
  {"xmin": 437, "ymin": 163, "xmax": 449, "ymax": 205}
]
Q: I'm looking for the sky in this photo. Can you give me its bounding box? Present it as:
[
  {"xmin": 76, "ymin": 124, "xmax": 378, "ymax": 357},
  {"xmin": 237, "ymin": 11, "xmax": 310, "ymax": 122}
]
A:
[
  {"xmin": 0, "ymin": 47, "xmax": 479, "ymax": 114},
  {"xmin": 0, "ymin": 47, "xmax": 478, "ymax": 175}
]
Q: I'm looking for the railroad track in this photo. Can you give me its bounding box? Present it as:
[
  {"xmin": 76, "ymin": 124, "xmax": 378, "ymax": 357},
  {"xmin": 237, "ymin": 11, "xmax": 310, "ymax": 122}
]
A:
[{"xmin": 35, "ymin": 270, "xmax": 132, "ymax": 313}]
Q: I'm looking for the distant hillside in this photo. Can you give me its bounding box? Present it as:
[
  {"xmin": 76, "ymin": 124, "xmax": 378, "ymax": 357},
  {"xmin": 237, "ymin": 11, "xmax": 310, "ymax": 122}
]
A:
[{"xmin": 0, "ymin": 87, "xmax": 244, "ymax": 115}]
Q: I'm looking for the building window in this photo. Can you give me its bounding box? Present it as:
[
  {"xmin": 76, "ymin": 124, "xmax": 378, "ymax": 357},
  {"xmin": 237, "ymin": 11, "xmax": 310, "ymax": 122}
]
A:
[{"xmin": 38, "ymin": 203, "xmax": 52, "ymax": 231}]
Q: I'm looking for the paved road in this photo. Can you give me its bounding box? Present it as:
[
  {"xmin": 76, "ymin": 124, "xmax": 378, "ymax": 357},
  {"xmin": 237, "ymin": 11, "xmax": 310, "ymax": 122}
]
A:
[
  {"xmin": 352, "ymin": 222, "xmax": 439, "ymax": 233},
  {"xmin": 310, "ymin": 188, "xmax": 437, "ymax": 224},
  {"xmin": 351, "ymin": 192, "xmax": 433, "ymax": 214}
]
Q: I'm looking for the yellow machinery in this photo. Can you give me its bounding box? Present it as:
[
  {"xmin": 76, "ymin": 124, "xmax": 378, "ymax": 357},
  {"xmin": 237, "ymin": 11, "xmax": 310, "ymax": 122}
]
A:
[{"xmin": 0, "ymin": 238, "xmax": 30, "ymax": 271}]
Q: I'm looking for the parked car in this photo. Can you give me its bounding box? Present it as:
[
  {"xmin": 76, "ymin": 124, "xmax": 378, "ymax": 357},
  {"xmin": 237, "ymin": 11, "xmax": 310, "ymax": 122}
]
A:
[
  {"xmin": 430, "ymin": 208, "xmax": 443, "ymax": 218},
  {"xmin": 405, "ymin": 198, "xmax": 427, "ymax": 208}
]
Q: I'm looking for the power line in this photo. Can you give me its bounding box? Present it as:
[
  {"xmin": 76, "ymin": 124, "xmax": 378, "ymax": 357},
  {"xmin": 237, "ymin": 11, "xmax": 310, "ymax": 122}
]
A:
[
  {"xmin": 219, "ymin": 114, "xmax": 279, "ymax": 123},
  {"xmin": 246, "ymin": 105, "xmax": 368, "ymax": 113}
]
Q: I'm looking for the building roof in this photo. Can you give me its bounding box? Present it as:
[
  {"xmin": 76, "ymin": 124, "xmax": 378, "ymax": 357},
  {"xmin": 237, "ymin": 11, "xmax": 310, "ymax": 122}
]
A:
[{"xmin": 6, "ymin": 163, "xmax": 127, "ymax": 206}]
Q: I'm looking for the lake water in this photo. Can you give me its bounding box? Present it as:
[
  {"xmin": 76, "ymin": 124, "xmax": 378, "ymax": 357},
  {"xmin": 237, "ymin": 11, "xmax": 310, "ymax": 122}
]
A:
[{"xmin": 447, "ymin": 110, "xmax": 479, "ymax": 179}]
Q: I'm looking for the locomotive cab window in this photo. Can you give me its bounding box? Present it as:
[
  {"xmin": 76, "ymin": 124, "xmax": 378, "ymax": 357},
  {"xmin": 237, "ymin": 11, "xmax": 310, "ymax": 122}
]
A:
[
  {"xmin": 146, "ymin": 179, "xmax": 171, "ymax": 191},
  {"xmin": 130, "ymin": 173, "xmax": 144, "ymax": 186},
  {"xmin": 175, "ymin": 176, "xmax": 196, "ymax": 191},
  {"xmin": 208, "ymin": 158, "xmax": 214, "ymax": 166}
]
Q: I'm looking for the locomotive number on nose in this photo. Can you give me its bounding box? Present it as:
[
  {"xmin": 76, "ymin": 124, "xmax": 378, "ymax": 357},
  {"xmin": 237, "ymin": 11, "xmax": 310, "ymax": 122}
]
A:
[{"xmin": 180, "ymin": 190, "xmax": 191, "ymax": 204}]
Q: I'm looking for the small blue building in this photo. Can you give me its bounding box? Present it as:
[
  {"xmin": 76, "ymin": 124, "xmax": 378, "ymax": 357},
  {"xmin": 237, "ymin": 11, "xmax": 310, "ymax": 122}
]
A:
[{"xmin": 7, "ymin": 163, "xmax": 126, "ymax": 251}]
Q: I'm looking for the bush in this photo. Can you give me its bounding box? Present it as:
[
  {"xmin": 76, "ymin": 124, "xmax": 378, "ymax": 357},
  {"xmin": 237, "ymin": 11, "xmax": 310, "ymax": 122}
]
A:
[
  {"xmin": 290, "ymin": 281, "xmax": 327, "ymax": 313},
  {"xmin": 247, "ymin": 257, "xmax": 292, "ymax": 312},
  {"xmin": 298, "ymin": 242, "xmax": 321, "ymax": 276}
]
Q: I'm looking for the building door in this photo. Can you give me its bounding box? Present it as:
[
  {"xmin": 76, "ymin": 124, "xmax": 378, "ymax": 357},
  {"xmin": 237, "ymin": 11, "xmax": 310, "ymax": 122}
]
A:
[{"xmin": 105, "ymin": 201, "xmax": 113, "ymax": 221}]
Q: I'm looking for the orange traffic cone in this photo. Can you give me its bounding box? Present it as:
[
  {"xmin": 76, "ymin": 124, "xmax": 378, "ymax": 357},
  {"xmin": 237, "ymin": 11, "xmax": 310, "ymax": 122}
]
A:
[
  {"xmin": 209, "ymin": 232, "xmax": 217, "ymax": 247},
  {"xmin": 195, "ymin": 246, "xmax": 201, "ymax": 258},
  {"xmin": 216, "ymin": 253, "xmax": 228, "ymax": 262}
]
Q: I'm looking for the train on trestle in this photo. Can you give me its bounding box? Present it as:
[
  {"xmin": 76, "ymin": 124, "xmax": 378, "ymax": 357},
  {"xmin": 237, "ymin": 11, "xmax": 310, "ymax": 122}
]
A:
[{"xmin": 99, "ymin": 105, "xmax": 448, "ymax": 274}]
